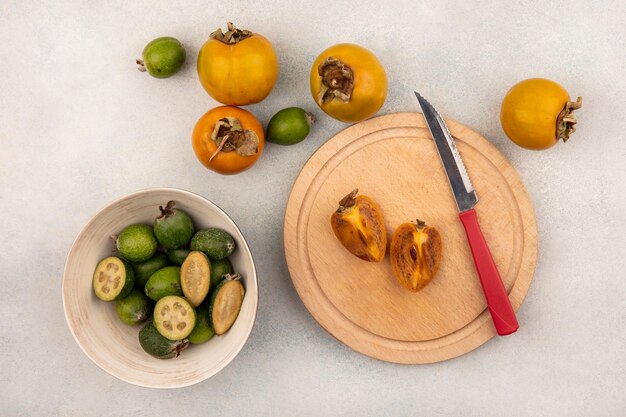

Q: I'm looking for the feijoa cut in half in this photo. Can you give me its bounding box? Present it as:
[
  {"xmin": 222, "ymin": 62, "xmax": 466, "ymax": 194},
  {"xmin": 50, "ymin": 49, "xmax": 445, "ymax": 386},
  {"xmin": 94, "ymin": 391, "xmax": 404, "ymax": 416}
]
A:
[
  {"xmin": 144, "ymin": 266, "xmax": 182, "ymax": 301},
  {"xmin": 115, "ymin": 289, "xmax": 152, "ymax": 325},
  {"xmin": 154, "ymin": 200, "xmax": 195, "ymax": 249},
  {"xmin": 181, "ymin": 251, "xmax": 211, "ymax": 307},
  {"xmin": 154, "ymin": 295, "xmax": 196, "ymax": 340},
  {"xmin": 92, "ymin": 256, "xmax": 135, "ymax": 301},
  {"xmin": 191, "ymin": 228, "xmax": 236, "ymax": 260},
  {"xmin": 138, "ymin": 321, "xmax": 189, "ymax": 359},
  {"xmin": 210, "ymin": 274, "xmax": 245, "ymax": 335}
]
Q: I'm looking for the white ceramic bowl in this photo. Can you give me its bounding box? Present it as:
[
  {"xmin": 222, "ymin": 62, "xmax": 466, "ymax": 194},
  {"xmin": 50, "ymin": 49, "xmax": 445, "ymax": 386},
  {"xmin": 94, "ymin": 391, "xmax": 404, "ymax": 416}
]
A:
[{"xmin": 62, "ymin": 188, "xmax": 258, "ymax": 388}]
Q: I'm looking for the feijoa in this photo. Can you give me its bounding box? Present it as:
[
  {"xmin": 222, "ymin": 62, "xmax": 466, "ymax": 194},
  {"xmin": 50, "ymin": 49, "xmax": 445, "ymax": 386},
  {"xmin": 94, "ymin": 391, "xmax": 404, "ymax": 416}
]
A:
[
  {"xmin": 92, "ymin": 256, "xmax": 135, "ymax": 301},
  {"xmin": 116, "ymin": 224, "xmax": 158, "ymax": 262},
  {"xmin": 210, "ymin": 258, "xmax": 233, "ymax": 289},
  {"xmin": 266, "ymin": 107, "xmax": 315, "ymax": 145},
  {"xmin": 132, "ymin": 252, "xmax": 169, "ymax": 289},
  {"xmin": 145, "ymin": 266, "xmax": 182, "ymax": 301},
  {"xmin": 188, "ymin": 304, "xmax": 215, "ymax": 344},
  {"xmin": 210, "ymin": 274, "xmax": 245, "ymax": 335},
  {"xmin": 138, "ymin": 321, "xmax": 189, "ymax": 359},
  {"xmin": 191, "ymin": 228, "xmax": 235, "ymax": 260},
  {"xmin": 154, "ymin": 201, "xmax": 195, "ymax": 249},
  {"xmin": 167, "ymin": 248, "xmax": 191, "ymax": 266},
  {"xmin": 115, "ymin": 289, "xmax": 152, "ymax": 325},
  {"xmin": 154, "ymin": 295, "xmax": 196, "ymax": 340},
  {"xmin": 181, "ymin": 251, "xmax": 211, "ymax": 307},
  {"xmin": 137, "ymin": 37, "xmax": 186, "ymax": 79}
]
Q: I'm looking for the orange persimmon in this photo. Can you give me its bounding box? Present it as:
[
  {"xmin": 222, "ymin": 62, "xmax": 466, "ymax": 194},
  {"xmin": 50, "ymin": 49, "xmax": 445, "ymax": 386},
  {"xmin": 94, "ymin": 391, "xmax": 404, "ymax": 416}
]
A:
[{"xmin": 192, "ymin": 106, "xmax": 264, "ymax": 175}]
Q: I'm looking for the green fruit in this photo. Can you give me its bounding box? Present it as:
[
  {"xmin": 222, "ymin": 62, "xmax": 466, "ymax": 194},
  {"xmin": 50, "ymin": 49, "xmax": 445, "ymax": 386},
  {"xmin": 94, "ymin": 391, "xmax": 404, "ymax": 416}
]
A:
[
  {"xmin": 181, "ymin": 251, "xmax": 211, "ymax": 307},
  {"xmin": 115, "ymin": 289, "xmax": 152, "ymax": 325},
  {"xmin": 154, "ymin": 201, "xmax": 195, "ymax": 249},
  {"xmin": 92, "ymin": 257, "xmax": 135, "ymax": 301},
  {"xmin": 154, "ymin": 295, "xmax": 196, "ymax": 340},
  {"xmin": 116, "ymin": 224, "xmax": 158, "ymax": 262},
  {"xmin": 132, "ymin": 252, "xmax": 169, "ymax": 289},
  {"xmin": 191, "ymin": 228, "xmax": 236, "ymax": 260},
  {"xmin": 145, "ymin": 266, "xmax": 182, "ymax": 301},
  {"xmin": 137, "ymin": 37, "xmax": 186, "ymax": 79},
  {"xmin": 210, "ymin": 274, "xmax": 245, "ymax": 335},
  {"xmin": 188, "ymin": 304, "xmax": 215, "ymax": 344},
  {"xmin": 167, "ymin": 248, "xmax": 190, "ymax": 265},
  {"xmin": 138, "ymin": 322, "xmax": 189, "ymax": 359},
  {"xmin": 210, "ymin": 258, "xmax": 233, "ymax": 290},
  {"xmin": 266, "ymin": 107, "xmax": 315, "ymax": 145}
]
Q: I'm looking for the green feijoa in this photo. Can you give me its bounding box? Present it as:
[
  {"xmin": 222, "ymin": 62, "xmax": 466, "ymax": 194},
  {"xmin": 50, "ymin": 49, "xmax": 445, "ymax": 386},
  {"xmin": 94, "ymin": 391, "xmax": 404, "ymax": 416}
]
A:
[
  {"xmin": 210, "ymin": 258, "xmax": 233, "ymax": 289},
  {"xmin": 209, "ymin": 274, "xmax": 245, "ymax": 335},
  {"xmin": 191, "ymin": 228, "xmax": 235, "ymax": 260},
  {"xmin": 154, "ymin": 200, "xmax": 195, "ymax": 249},
  {"xmin": 167, "ymin": 248, "xmax": 191, "ymax": 266},
  {"xmin": 138, "ymin": 321, "xmax": 189, "ymax": 359},
  {"xmin": 93, "ymin": 256, "xmax": 135, "ymax": 301},
  {"xmin": 188, "ymin": 304, "xmax": 215, "ymax": 344},
  {"xmin": 132, "ymin": 252, "xmax": 169, "ymax": 289},
  {"xmin": 153, "ymin": 295, "xmax": 196, "ymax": 340},
  {"xmin": 266, "ymin": 107, "xmax": 315, "ymax": 145},
  {"xmin": 116, "ymin": 224, "xmax": 158, "ymax": 262},
  {"xmin": 137, "ymin": 37, "xmax": 186, "ymax": 79},
  {"xmin": 145, "ymin": 266, "xmax": 182, "ymax": 301},
  {"xmin": 115, "ymin": 289, "xmax": 153, "ymax": 325}
]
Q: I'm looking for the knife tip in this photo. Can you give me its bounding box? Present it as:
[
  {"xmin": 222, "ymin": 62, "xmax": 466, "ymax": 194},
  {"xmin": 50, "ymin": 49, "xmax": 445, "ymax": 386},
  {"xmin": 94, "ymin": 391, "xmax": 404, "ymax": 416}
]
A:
[{"xmin": 414, "ymin": 91, "xmax": 425, "ymax": 108}]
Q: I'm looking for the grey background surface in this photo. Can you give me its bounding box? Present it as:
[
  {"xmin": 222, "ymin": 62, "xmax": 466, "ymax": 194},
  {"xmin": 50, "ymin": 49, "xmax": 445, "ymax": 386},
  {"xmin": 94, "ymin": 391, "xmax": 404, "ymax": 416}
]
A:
[{"xmin": 1, "ymin": 1, "xmax": 625, "ymax": 416}]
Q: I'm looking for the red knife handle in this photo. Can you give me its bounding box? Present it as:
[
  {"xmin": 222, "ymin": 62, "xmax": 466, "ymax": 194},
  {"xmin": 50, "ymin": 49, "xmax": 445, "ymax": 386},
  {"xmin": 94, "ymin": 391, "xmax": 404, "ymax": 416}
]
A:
[{"xmin": 459, "ymin": 209, "xmax": 519, "ymax": 336}]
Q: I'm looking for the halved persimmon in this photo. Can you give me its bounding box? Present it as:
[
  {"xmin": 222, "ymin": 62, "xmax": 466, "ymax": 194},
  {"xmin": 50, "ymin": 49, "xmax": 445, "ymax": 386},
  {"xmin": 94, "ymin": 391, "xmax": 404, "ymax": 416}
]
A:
[
  {"xmin": 390, "ymin": 220, "xmax": 442, "ymax": 292},
  {"xmin": 330, "ymin": 189, "xmax": 386, "ymax": 262}
]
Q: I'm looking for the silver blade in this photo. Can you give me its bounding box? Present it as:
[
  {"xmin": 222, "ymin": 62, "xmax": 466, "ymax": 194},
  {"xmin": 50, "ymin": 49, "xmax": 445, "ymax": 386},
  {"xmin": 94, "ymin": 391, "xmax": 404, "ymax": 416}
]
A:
[{"xmin": 414, "ymin": 91, "xmax": 477, "ymax": 212}]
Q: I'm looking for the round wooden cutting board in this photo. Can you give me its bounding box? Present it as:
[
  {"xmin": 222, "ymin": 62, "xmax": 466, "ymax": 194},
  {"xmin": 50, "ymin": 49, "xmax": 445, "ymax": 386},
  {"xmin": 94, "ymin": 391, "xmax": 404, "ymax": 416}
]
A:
[{"xmin": 284, "ymin": 112, "xmax": 537, "ymax": 364}]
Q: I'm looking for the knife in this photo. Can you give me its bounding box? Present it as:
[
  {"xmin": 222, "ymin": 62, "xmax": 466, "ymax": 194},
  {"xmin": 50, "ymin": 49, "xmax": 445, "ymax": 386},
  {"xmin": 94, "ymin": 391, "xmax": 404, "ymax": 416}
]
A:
[{"xmin": 414, "ymin": 91, "xmax": 519, "ymax": 336}]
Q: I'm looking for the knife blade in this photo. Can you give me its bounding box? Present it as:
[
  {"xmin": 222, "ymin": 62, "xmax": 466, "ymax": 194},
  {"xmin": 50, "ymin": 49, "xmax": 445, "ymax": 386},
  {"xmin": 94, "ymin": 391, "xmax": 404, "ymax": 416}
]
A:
[
  {"xmin": 414, "ymin": 92, "xmax": 477, "ymax": 212},
  {"xmin": 414, "ymin": 91, "xmax": 519, "ymax": 336}
]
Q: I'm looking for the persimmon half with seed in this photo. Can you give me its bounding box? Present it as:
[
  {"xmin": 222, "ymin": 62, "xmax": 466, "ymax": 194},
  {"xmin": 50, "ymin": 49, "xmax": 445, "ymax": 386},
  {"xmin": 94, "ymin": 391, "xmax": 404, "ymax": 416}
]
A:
[
  {"xmin": 330, "ymin": 189, "xmax": 386, "ymax": 262},
  {"xmin": 390, "ymin": 220, "xmax": 442, "ymax": 292}
]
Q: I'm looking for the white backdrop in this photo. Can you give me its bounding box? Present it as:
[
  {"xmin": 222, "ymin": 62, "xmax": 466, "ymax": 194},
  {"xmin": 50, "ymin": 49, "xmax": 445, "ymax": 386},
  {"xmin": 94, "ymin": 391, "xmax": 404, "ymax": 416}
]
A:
[{"xmin": 1, "ymin": 0, "xmax": 625, "ymax": 415}]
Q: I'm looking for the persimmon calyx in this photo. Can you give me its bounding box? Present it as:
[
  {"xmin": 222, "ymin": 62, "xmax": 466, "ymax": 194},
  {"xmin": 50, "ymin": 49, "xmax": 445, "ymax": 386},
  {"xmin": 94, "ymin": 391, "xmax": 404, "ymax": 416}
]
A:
[
  {"xmin": 557, "ymin": 96, "xmax": 583, "ymax": 142},
  {"xmin": 317, "ymin": 57, "xmax": 354, "ymax": 105},
  {"xmin": 209, "ymin": 117, "xmax": 259, "ymax": 162},
  {"xmin": 210, "ymin": 22, "xmax": 253, "ymax": 45}
]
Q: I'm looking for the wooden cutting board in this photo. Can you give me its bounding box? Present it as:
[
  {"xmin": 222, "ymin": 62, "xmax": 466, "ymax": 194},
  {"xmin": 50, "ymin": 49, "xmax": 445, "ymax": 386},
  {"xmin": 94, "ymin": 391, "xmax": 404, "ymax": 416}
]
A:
[{"xmin": 284, "ymin": 112, "xmax": 537, "ymax": 364}]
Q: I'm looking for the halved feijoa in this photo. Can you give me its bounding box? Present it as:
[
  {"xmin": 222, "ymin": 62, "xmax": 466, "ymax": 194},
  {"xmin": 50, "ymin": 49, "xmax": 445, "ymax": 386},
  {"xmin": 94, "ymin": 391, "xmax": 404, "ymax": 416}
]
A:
[
  {"xmin": 132, "ymin": 252, "xmax": 169, "ymax": 289},
  {"xmin": 181, "ymin": 251, "xmax": 211, "ymax": 307},
  {"xmin": 116, "ymin": 224, "xmax": 158, "ymax": 262},
  {"xmin": 144, "ymin": 266, "xmax": 182, "ymax": 301},
  {"xmin": 138, "ymin": 321, "xmax": 189, "ymax": 359},
  {"xmin": 154, "ymin": 201, "xmax": 195, "ymax": 249},
  {"xmin": 154, "ymin": 295, "xmax": 196, "ymax": 340},
  {"xmin": 210, "ymin": 258, "xmax": 233, "ymax": 289},
  {"xmin": 167, "ymin": 248, "xmax": 190, "ymax": 266},
  {"xmin": 210, "ymin": 274, "xmax": 245, "ymax": 335},
  {"xmin": 188, "ymin": 303, "xmax": 215, "ymax": 344},
  {"xmin": 92, "ymin": 256, "xmax": 135, "ymax": 301},
  {"xmin": 115, "ymin": 289, "xmax": 152, "ymax": 325},
  {"xmin": 190, "ymin": 228, "xmax": 235, "ymax": 260}
]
